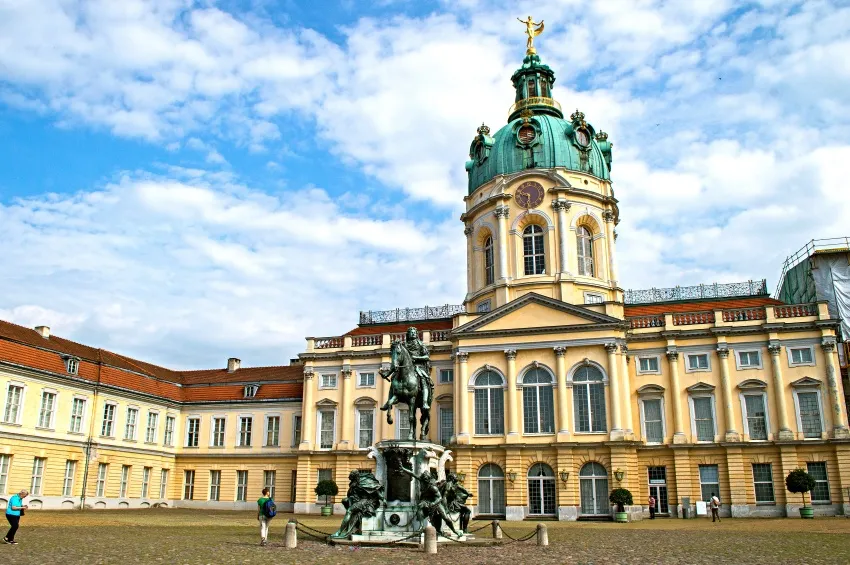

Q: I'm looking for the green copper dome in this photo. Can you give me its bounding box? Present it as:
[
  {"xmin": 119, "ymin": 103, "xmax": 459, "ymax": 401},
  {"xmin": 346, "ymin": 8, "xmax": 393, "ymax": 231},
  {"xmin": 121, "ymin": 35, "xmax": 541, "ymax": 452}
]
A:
[{"xmin": 465, "ymin": 54, "xmax": 613, "ymax": 194}]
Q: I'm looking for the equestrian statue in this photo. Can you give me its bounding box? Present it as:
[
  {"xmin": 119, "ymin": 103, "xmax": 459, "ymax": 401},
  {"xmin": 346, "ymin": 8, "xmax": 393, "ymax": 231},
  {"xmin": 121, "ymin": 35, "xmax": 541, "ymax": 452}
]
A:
[{"xmin": 379, "ymin": 326, "xmax": 434, "ymax": 441}]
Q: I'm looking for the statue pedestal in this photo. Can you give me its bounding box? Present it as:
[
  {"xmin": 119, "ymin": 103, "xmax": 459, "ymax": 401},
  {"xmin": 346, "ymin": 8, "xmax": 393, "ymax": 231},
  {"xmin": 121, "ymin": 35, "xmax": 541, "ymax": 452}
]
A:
[{"xmin": 349, "ymin": 440, "xmax": 468, "ymax": 543}]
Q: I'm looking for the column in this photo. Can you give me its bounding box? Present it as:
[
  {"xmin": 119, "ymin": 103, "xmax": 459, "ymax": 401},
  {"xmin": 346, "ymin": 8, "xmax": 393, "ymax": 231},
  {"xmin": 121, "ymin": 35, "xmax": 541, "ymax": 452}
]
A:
[
  {"xmin": 456, "ymin": 352, "xmax": 470, "ymax": 444},
  {"xmin": 551, "ymin": 200, "xmax": 571, "ymax": 273},
  {"xmin": 715, "ymin": 346, "xmax": 740, "ymax": 442},
  {"xmin": 620, "ymin": 344, "xmax": 634, "ymax": 437},
  {"xmin": 300, "ymin": 369, "xmax": 315, "ymax": 450},
  {"xmin": 605, "ymin": 343, "xmax": 623, "ymax": 440},
  {"xmin": 554, "ymin": 346, "xmax": 570, "ymax": 439},
  {"xmin": 464, "ymin": 225, "xmax": 474, "ymax": 294},
  {"xmin": 505, "ymin": 349, "xmax": 519, "ymax": 442},
  {"xmin": 768, "ymin": 343, "xmax": 794, "ymax": 440},
  {"xmin": 339, "ymin": 368, "xmax": 353, "ymax": 447},
  {"xmin": 822, "ymin": 339, "xmax": 850, "ymax": 438},
  {"xmin": 672, "ymin": 449, "xmax": 693, "ymax": 518},
  {"xmin": 602, "ymin": 209, "xmax": 618, "ymax": 283},
  {"xmin": 495, "ymin": 206, "xmax": 510, "ymax": 281},
  {"xmin": 777, "ymin": 444, "xmax": 799, "ymax": 516},
  {"xmin": 667, "ymin": 350, "xmax": 686, "ymax": 444},
  {"xmin": 725, "ymin": 447, "xmax": 747, "ymax": 517}
]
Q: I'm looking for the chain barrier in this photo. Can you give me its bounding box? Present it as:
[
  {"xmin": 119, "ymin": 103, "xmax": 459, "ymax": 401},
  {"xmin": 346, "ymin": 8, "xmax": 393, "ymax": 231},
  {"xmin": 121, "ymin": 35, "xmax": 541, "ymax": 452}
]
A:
[
  {"xmin": 498, "ymin": 528, "xmax": 538, "ymax": 545},
  {"xmin": 293, "ymin": 520, "xmax": 336, "ymax": 537},
  {"xmin": 465, "ymin": 521, "xmax": 494, "ymax": 534}
]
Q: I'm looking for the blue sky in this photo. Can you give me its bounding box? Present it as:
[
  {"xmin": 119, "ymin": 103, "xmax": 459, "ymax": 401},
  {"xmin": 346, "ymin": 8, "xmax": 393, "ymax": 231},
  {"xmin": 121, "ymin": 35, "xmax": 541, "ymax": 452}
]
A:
[{"xmin": 2, "ymin": 0, "xmax": 850, "ymax": 368}]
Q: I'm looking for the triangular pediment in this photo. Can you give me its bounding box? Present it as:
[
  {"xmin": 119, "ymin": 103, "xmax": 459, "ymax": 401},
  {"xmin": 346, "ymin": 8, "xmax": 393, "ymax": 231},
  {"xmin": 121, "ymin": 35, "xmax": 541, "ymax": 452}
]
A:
[
  {"xmin": 686, "ymin": 382, "xmax": 716, "ymax": 393},
  {"xmin": 456, "ymin": 293, "xmax": 622, "ymax": 335},
  {"xmin": 790, "ymin": 377, "xmax": 822, "ymax": 388}
]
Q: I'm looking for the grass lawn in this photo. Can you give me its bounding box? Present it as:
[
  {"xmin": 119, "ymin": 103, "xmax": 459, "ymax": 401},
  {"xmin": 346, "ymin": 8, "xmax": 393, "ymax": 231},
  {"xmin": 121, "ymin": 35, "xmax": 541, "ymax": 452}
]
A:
[{"xmin": 2, "ymin": 509, "xmax": 849, "ymax": 564}]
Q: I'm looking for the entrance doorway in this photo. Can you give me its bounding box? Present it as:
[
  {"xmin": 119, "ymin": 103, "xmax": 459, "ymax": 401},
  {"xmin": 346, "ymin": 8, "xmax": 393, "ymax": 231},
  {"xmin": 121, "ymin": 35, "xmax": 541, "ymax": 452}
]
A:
[
  {"xmin": 527, "ymin": 463, "xmax": 556, "ymax": 516},
  {"xmin": 579, "ymin": 462, "xmax": 609, "ymax": 515},
  {"xmin": 648, "ymin": 466, "xmax": 669, "ymax": 514}
]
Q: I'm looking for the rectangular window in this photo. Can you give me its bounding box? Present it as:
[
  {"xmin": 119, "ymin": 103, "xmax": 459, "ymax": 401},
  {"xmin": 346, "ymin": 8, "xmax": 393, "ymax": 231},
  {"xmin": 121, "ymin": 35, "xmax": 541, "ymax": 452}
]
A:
[
  {"xmin": 744, "ymin": 394, "xmax": 768, "ymax": 440},
  {"xmin": 752, "ymin": 463, "xmax": 774, "ymax": 503},
  {"xmin": 692, "ymin": 397, "xmax": 715, "ymax": 441},
  {"xmin": 3, "ymin": 384, "xmax": 23, "ymax": 424},
  {"xmin": 638, "ymin": 357, "xmax": 659, "ymax": 373},
  {"xmin": 292, "ymin": 415, "xmax": 302, "ymax": 447},
  {"xmin": 124, "ymin": 408, "xmax": 138, "ymax": 440},
  {"xmin": 96, "ymin": 463, "xmax": 108, "ymax": 497},
  {"xmin": 358, "ymin": 372, "xmax": 375, "ymax": 387},
  {"xmin": 30, "ymin": 457, "xmax": 45, "ymax": 496},
  {"xmin": 164, "ymin": 416, "xmax": 175, "ymax": 446},
  {"xmin": 807, "ymin": 462, "xmax": 830, "ymax": 503},
  {"xmin": 584, "ymin": 293, "xmax": 604, "ymax": 305},
  {"xmin": 70, "ymin": 398, "xmax": 86, "ymax": 433},
  {"xmin": 101, "ymin": 404, "xmax": 116, "ymax": 437},
  {"xmin": 38, "ymin": 391, "xmax": 56, "ymax": 428},
  {"xmin": 0, "ymin": 455, "xmax": 11, "ymax": 494},
  {"xmin": 119, "ymin": 465, "xmax": 130, "ymax": 498},
  {"xmin": 738, "ymin": 350, "xmax": 761, "ymax": 368},
  {"xmin": 397, "ymin": 408, "xmax": 411, "ymax": 439},
  {"xmin": 698, "ymin": 464, "xmax": 719, "ymax": 503},
  {"xmin": 439, "ymin": 369, "xmax": 454, "ymax": 384},
  {"xmin": 790, "ymin": 347, "xmax": 814, "ymax": 365},
  {"xmin": 63, "ymin": 460, "xmax": 77, "ymax": 497},
  {"xmin": 439, "ymin": 405, "xmax": 454, "ymax": 446},
  {"xmin": 238, "ymin": 417, "xmax": 253, "ymax": 447},
  {"xmin": 145, "ymin": 412, "xmax": 159, "ymax": 443},
  {"xmin": 797, "ymin": 392, "xmax": 823, "ymax": 438},
  {"xmin": 687, "ymin": 354, "xmax": 709, "ymax": 371},
  {"xmin": 319, "ymin": 411, "xmax": 335, "ymax": 449},
  {"xmin": 186, "ymin": 417, "xmax": 200, "ymax": 447},
  {"xmin": 264, "ymin": 470, "xmax": 276, "ymax": 499},
  {"xmin": 357, "ymin": 409, "xmax": 374, "ymax": 449},
  {"xmin": 212, "ymin": 417, "xmax": 226, "ymax": 447},
  {"xmin": 320, "ymin": 374, "xmax": 337, "ymax": 388},
  {"xmin": 209, "ymin": 470, "xmax": 221, "ymax": 501},
  {"xmin": 643, "ymin": 399, "xmax": 664, "ymax": 443},
  {"xmin": 183, "ymin": 470, "xmax": 195, "ymax": 500},
  {"xmin": 266, "ymin": 416, "xmax": 280, "ymax": 447},
  {"xmin": 476, "ymin": 300, "xmax": 492, "ymax": 313},
  {"xmin": 236, "ymin": 470, "xmax": 248, "ymax": 502},
  {"xmin": 159, "ymin": 469, "xmax": 169, "ymax": 499},
  {"xmin": 141, "ymin": 467, "xmax": 151, "ymax": 499}
]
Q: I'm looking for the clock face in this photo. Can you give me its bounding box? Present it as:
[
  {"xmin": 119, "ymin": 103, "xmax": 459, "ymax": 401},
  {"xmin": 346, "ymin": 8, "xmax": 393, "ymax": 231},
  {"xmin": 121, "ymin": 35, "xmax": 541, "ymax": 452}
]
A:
[{"xmin": 515, "ymin": 181, "xmax": 545, "ymax": 209}]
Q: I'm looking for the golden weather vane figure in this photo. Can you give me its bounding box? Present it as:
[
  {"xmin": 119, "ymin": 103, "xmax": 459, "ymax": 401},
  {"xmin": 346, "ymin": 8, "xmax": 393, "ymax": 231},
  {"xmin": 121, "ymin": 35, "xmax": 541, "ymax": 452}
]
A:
[{"xmin": 518, "ymin": 15, "xmax": 544, "ymax": 55}]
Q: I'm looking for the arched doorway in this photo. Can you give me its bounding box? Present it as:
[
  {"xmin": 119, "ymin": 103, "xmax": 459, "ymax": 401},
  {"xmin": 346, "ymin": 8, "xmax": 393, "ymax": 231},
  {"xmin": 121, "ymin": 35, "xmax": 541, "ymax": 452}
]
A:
[
  {"xmin": 477, "ymin": 463, "xmax": 506, "ymax": 516},
  {"xmin": 579, "ymin": 462, "xmax": 609, "ymax": 516},
  {"xmin": 527, "ymin": 463, "xmax": 556, "ymax": 516}
]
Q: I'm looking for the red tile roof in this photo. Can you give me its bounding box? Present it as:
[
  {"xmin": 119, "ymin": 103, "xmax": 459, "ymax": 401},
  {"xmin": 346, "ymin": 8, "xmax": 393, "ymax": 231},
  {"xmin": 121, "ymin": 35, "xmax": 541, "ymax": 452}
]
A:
[{"xmin": 624, "ymin": 296, "xmax": 783, "ymax": 317}]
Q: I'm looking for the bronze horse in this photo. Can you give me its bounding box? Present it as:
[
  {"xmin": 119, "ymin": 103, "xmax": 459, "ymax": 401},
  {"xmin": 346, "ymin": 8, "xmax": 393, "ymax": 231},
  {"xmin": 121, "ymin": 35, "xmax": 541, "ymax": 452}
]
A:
[{"xmin": 380, "ymin": 340, "xmax": 430, "ymax": 440}]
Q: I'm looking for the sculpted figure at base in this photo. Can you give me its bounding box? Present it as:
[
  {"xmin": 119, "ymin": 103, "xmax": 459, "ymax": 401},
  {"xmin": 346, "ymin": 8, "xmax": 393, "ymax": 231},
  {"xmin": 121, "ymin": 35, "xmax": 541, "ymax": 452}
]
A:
[
  {"xmin": 399, "ymin": 465, "xmax": 459, "ymax": 537},
  {"xmin": 331, "ymin": 470, "xmax": 386, "ymax": 539},
  {"xmin": 379, "ymin": 327, "xmax": 434, "ymax": 440},
  {"xmin": 441, "ymin": 471, "xmax": 472, "ymax": 532}
]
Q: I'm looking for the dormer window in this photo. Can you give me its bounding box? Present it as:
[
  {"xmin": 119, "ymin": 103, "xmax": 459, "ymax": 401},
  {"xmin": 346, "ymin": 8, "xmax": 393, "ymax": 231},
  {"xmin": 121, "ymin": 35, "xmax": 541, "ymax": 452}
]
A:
[
  {"xmin": 244, "ymin": 385, "xmax": 259, "ymax": 398},
  {"xmin": 63, "ymin": 356, "xmax": 80, "ymax": 375}
]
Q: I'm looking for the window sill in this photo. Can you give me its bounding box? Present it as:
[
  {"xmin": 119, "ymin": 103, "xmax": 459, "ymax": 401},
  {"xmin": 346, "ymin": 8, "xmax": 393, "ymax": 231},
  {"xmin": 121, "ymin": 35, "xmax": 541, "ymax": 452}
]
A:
[
  {"xmin": 318, "ymin": 387, "xmax": 339, "ymax": 391},
  {"xmin": 811, "ymin": 501, "xmax": 832, "ymax": 505},
  {"xmin": 788, "ymin": 363, "xmax": 816, "ymax": 368},
  {"xmin": 144, "ymin": 441, "xmax": 158, "ymax": 446},
  {"xmin": 574, "ymin": 431, "xmax": 608, "ymax": 435},
  {"xmin": 123, "ymin": 438, "xmax": 137, "ymax": 443},
  {"xmin": 235, "ymin": 445, "xmax": 253, "ymax": 449},
  {"xmin": 183, "ymin": 446, "xmax": 199, "ymax": 449},
  {"xmin": 263, "ymin": 444, "xmax": 281, "ymax": 448},
  {"xmin": 755, "ymin": 502, "xmax": 776, "ymax": 506},
  {"xmin": 100, "ymin": 435, "xmax": 115, "ymax": 439},
  {"xmin": 522, "ymin": 432, "xmax": 556, "ymax": 437},
  {"xmin": 209, "ymin": 445, "xmax": 225, "ymax": 449},
  {"xmin": 355, "ymin": 385, "xmax": 376, "ymax": 389},
  {"xmin": 636, "ymin": 371, "xmax": 662, "ymax": 376},
  {"xmin": 684, "ymin": 368, "xmax": 711, "ymax": 373},
  {"xmin": 1, "ymin": 422, "xmax": 22, "ymax": 427},
  {"xmin": 737, "ymin": 366, "xmax": 763, "ymax": 371},
  {"xmin": 35, "ymin": 426, "xmax": 55, "ymax": 432},
  {"xmin": 473, "ymin": 434, "xmax": 505, "ymax": 438},
  {"xmin": 68, "ymin": 431, "xmax": 85, "ymax": 436}
]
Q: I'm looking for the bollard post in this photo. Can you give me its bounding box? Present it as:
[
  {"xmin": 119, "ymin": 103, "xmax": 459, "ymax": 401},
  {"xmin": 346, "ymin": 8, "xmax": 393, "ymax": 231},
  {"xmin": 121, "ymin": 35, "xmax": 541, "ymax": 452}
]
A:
[
  {"xmin": 424, "ymin": 524, "xmax": 438, "ymax": 554},
  {"xmin": 492, "ymin": 520, "xmax": 502, "ymax": 539},
  {"xmin": 536, "ymin": 523, "xmax": 548, "ymax": 546},
  {"xmin": 284, "ymin": 520, "xmax": 297, "ymax": 549}
]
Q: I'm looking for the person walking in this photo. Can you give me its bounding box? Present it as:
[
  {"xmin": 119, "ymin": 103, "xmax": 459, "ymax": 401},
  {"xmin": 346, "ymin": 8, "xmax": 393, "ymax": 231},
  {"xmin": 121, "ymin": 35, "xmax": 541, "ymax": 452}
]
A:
[
  {"xmin": 4, "ymin": 490, "xmax": 28, "ymax": 545},
  {"xmin": 710, "ymin": 492, "xmax": 721, "ymax": 522},
  {"xmin": 257, "ymin": 487, "xmax": 276, "ymax": 546},
  {"xmin": 648, "ymin": 495, "xmax": 656, "ymax": 519}
]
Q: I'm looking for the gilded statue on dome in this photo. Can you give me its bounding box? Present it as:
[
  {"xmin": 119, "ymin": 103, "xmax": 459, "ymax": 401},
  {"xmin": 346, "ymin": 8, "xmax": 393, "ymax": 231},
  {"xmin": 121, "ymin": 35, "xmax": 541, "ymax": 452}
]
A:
[{"xmin": 518, "ymin": 16, "xmax": 545, "ymax": 54}]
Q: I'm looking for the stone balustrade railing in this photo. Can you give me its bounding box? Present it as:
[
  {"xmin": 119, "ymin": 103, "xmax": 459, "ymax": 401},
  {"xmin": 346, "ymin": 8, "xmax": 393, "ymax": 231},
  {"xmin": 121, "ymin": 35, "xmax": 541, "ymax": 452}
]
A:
[
  {"xmin": 628, "ymin": 303, "xmax": 822, "ymax": 332},
  {"xmin": 309, "ymin": 329, "xmax": 451, "ymax": 351}
]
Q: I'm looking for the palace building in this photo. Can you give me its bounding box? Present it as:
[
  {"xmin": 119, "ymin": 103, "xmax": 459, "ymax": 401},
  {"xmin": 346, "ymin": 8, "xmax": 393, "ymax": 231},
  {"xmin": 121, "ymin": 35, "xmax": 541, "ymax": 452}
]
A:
[{"xmin": 1, "ymin": 42, "xmax": 849, "ymax": 521}]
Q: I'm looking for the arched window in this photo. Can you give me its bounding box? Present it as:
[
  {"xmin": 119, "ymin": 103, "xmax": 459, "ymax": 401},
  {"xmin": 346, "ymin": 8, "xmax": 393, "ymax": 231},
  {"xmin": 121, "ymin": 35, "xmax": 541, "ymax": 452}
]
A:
[
  {"xmin": 573, "ymin": 365, "xmax": 607, "ymax": 433},
  {"xmin": 484, "ymin": 236, "xmax": 495, "ymax": 286},
  {"xmin": 527, "ymin": 463, "xmax": 556, "ymax": 516},
  {"xmin": 477, "ymin": 464, "xmax": 506, "ymax": 515},
  {"xmin": 577, "ymin": 226, "xmax": 594, "ymax": 276},
  {"xmin": 523, "ymin": 225, "xmax": 545, "ymax": 275},
  {"xmin": 579, "ymin": 462, "xmax": 609, "ymax": 515},
  {"xmin": 522, "ymin": 368, "xmax": 555, "ymax": 434},
  {"xmin": 474, "ymin": 370, "xmax": 505, "ymax": 435}
]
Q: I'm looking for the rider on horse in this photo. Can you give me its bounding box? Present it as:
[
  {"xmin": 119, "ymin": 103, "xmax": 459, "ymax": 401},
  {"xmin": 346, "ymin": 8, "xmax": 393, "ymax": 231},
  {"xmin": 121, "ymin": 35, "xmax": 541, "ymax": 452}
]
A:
[{"xmin": 402, "ymin": 326, "xmax": 433, "ymax": 411}]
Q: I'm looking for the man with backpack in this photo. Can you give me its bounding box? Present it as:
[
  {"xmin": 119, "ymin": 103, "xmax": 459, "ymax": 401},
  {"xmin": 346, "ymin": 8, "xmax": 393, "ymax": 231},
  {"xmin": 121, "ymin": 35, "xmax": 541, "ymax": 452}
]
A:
[
  {"xmin": 709, "ymin": 492, "xmax": 721, "ymax": 522},
  {"xmin": 257, "ymin": 487, "xmax": 276, "ymax": 546}
]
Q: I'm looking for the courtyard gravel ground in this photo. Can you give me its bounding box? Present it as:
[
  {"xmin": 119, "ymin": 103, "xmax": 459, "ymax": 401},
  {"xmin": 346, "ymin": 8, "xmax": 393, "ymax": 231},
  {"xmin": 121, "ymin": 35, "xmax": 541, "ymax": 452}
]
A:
[{"xmin": 1, "ymin": 509, "xmax": 849, "ymax": 564}]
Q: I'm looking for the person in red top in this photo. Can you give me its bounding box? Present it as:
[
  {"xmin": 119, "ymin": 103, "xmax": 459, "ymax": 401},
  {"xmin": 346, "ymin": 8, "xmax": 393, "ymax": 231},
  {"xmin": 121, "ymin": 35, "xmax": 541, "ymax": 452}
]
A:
[{"xmin": 648, "ymin": 495, "xmax": 656, "ymax": 519}]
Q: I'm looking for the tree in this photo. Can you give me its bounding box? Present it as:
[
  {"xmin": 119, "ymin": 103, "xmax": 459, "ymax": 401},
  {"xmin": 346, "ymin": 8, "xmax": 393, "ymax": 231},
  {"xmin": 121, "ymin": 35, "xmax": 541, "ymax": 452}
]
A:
[
  {"xmin": 609, "ymin": 487, "xmax": 634, "ymax": 513},
  {"xmin": 315, "ymin": 479, "xmax": 339, "ymax": 507},
  {"xmin": 785, "ymin": 469, "xmax": 816, "ymax": 507}
]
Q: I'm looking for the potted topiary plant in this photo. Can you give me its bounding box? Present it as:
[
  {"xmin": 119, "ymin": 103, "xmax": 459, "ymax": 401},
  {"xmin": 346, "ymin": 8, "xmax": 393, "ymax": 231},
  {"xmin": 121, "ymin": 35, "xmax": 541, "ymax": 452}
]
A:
[
  {"xmin": 785, "ymin": 468, "xmax": 816, "ymax": 519},
  {"xmin": 315, "ymin": 479, "xmax": 339, "ymax": 516},
  {"xmin": 609, "ymin": 487, "xmax": 633, "ymax": 523}
]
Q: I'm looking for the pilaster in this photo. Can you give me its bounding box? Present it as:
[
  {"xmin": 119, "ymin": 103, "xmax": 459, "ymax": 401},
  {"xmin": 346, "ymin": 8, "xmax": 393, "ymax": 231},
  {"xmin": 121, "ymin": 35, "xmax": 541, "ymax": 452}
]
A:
[
  {"xmin": 725, "ymin": 447, "xmax": 749, "ymax": 517},
  {"xmin": 620, "ymin": 343, "xmax": 634, "ymax": 438},
  {"xmin": 606, "ymin": 342, "xmax": 624, "ymax": 440},
  {"xmin": 554, "ymin": 346, "xmax": 570, "ymax": 441},
  {"xmin": 552, "ymin": 199, "xmax": 571, "ymax": 274},
  {"xmin": 505, "ymin": 349, "xmax": 519, "ymax": 442},
  {"xmin": 666, "ymin": 349, "xmax": 686, "ymax": 444},
  {"xmin": 778, "ymin": 444, "xmax": 799, "ymax": 516},
  {"xmin": 716, "ymin": 345, "xmax": 740, "ymax": 442},
  {"xmin": 602, "ymin": 208, "xmax": 618, "ymax": 284},
  {"xmin": 495, "ymin": 206, "xmax": 510, "ymax": 282},
  {"xmin": 504, "ymin": 447, "xmax": 525, "ymax": 521},
  {"xmin": 555, "ymin": 447, "xmax": 576, "ymax": 520},
  {"xmin": 299, "ymin": 369, "xmax": 315, "ymax": 450},
  {"xmin": 768, "ymin": 343, "xmax": 794, "ymax": 440},
  {"xmin": 821, "ymin": 338, "xmax": 850, "ymax": 438},
  {"xmin": 339, "ymin": 368, "xmax": 353, "ymax": 447},
  {"xmin": 464, "ymin": 225, "xmax": 474, "ymax": 295},
  {"xmin": 672, "ymin": 448, "xmax": 693, "ymax": 518},
  {"xmin": 456, "ymin": 352, "xmax": 471, "ymax": 444}
]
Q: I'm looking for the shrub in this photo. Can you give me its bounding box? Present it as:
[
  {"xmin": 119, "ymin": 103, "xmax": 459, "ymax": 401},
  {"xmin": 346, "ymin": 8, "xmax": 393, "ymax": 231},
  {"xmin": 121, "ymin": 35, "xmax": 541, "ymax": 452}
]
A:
[
  {"xmin": 315, "ymin": 479, "xmax": 339, "ymax": 507},
  {"xmin": 609, "ymin": 487, "xmax": 634, "ymax": 512},
  {"xmin": 785, "ymin": 469, "xmax": 816, "ymax": 507}
]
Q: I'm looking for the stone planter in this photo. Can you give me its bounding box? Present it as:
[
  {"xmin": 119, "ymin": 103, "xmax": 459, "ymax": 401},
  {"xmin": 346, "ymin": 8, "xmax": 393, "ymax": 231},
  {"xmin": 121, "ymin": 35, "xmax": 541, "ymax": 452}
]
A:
[
  {"xmin": 799, "ymin": 507, "xmax": 814, "ymax": 519},
  {"xmin": 615, "ymin": 511, "xmax": 628, "ymax": 523},
  {"xmin": 321, "ymin": 505, "xmax": 333, "ymax": 516}
]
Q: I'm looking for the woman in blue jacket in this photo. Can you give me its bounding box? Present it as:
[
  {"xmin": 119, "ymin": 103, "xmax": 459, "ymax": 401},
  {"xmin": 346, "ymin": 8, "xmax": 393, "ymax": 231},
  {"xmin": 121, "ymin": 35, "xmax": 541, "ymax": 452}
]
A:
[{"xmin": 4, "ymin": 490, "xmax": 28, "ymax": 545}]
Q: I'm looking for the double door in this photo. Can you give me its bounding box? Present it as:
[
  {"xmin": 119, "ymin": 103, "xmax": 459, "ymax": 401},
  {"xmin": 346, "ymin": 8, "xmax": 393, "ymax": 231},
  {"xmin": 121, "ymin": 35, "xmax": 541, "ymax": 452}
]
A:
[{"xmin": 648, "ymin": 466, "xmax": 669, "ymax": 514}]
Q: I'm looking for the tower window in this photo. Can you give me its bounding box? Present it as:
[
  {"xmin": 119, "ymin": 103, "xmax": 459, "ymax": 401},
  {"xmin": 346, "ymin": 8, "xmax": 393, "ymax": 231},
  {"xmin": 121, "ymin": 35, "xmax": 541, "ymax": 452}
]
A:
[
  {"xmin": 577, "ymin": 226, "xmax": 594, "ymax": 276},
  {"xmin": 523, "ymin": 225, "xmax": 545, "ymax": 275},
  {"xmin": 527, "ymin": 78, "xmax": 538, "ymax": 97},
  {"xmin": 484, "ymin": 236, "xmax": 495, "ymax": 285}
]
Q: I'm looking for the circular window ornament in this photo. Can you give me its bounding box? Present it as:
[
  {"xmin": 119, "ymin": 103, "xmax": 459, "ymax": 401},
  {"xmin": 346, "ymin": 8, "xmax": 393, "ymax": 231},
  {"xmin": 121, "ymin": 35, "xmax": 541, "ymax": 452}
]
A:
[
  {"xmin": 389, "ymin": 513, "xmax": 401, "ymax": 526},
  {"xmin": 575, "ymin": 127, "xmax": 590, "ymax": 147},
  {"xmin": 518, "ymin": 125, "xmax": 536, "ymax": 144}
]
